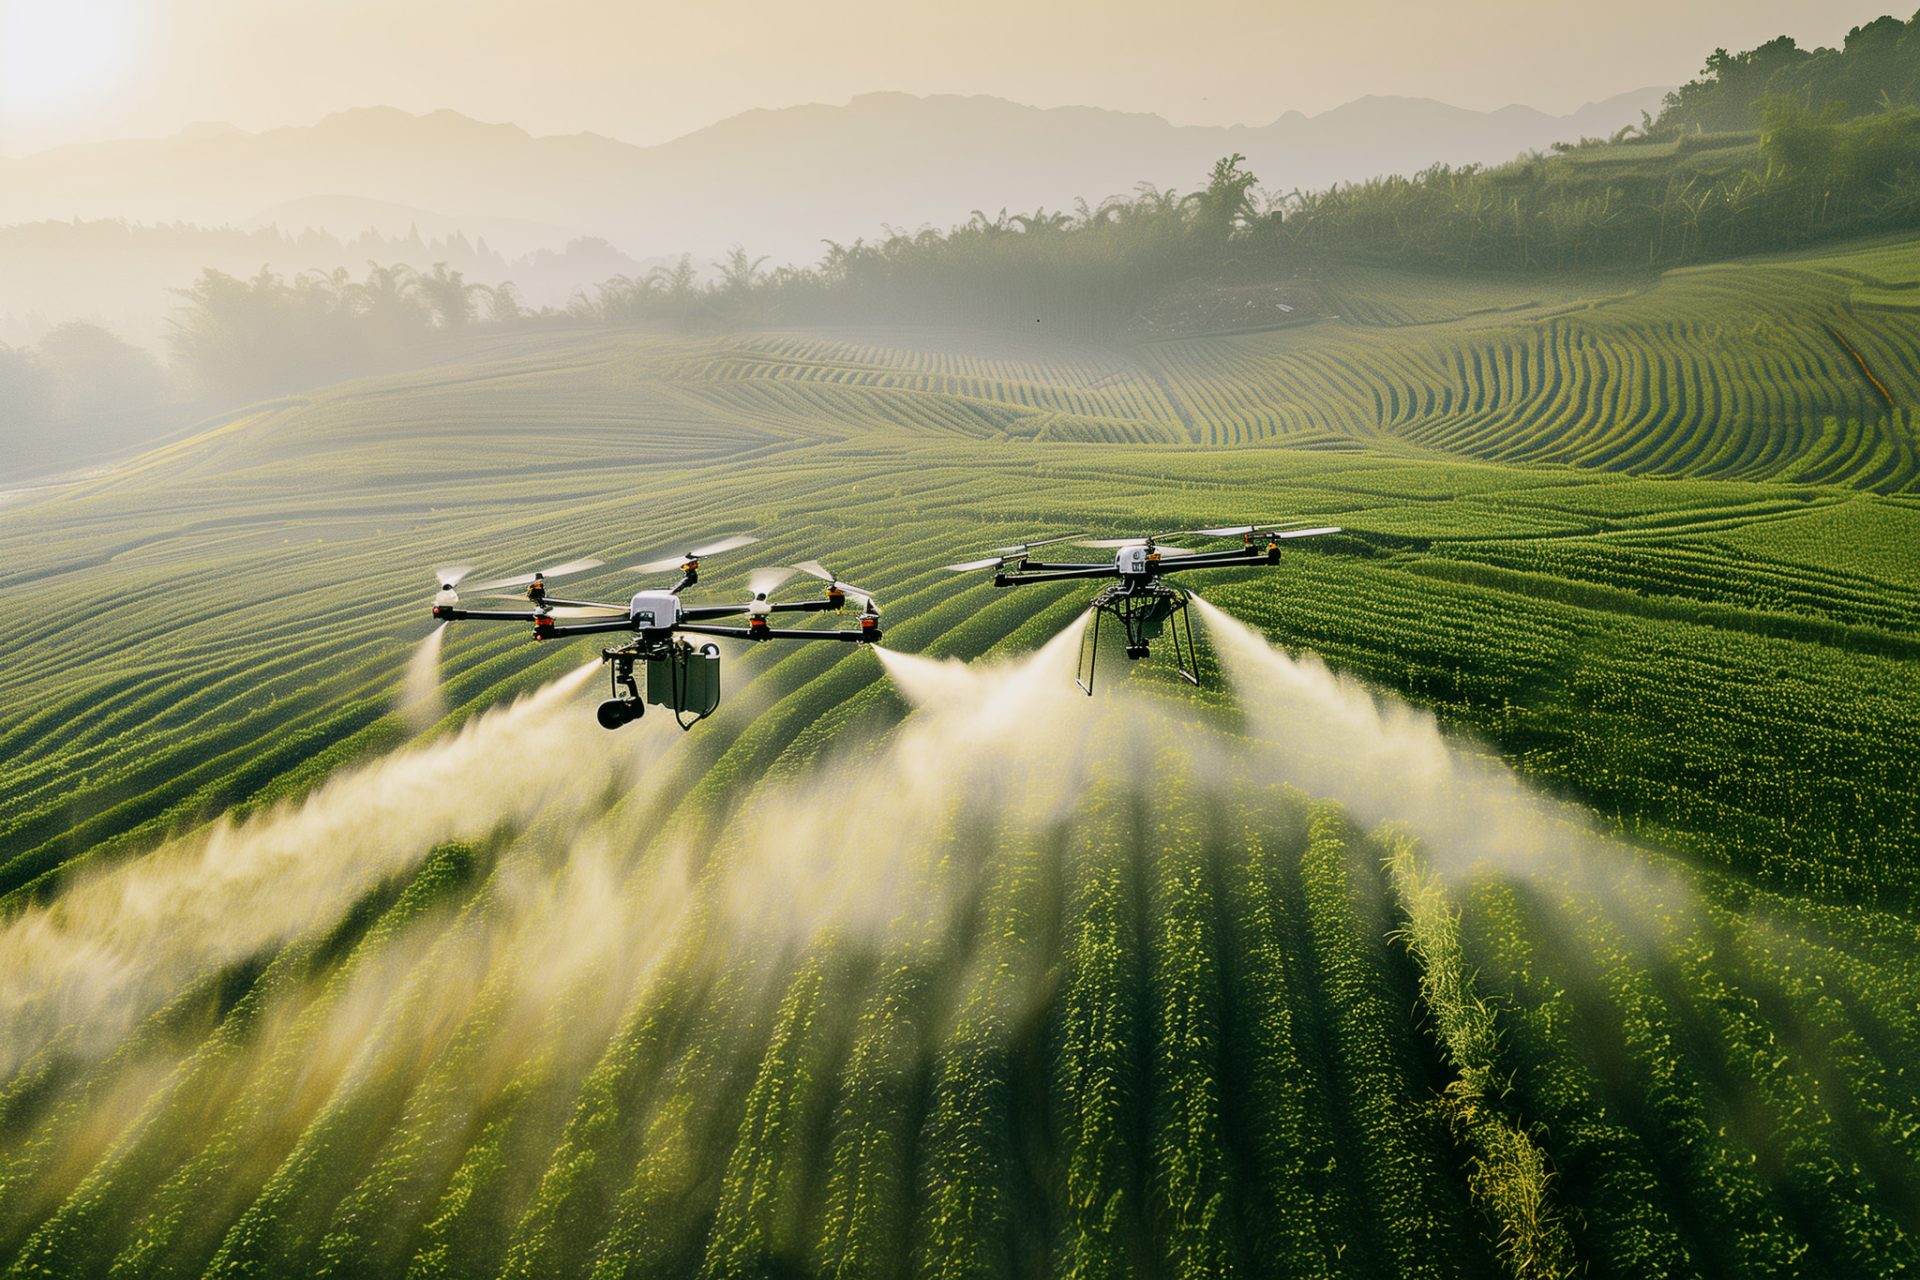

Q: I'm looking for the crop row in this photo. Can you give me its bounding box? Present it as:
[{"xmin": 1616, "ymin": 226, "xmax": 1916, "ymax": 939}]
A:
[
  {"xmin": 1141, "ymin": 266, "xmax": 1920, "ymax": 491},
  {"xmin": 1383, "ymin": 834, "xmax": 1576, "ymax": 1280}
]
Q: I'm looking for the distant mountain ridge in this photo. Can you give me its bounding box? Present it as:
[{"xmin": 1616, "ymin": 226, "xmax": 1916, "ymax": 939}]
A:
[{"xmin": 0, "ymin": 89, "xmax": 1668, "ymax": 266}]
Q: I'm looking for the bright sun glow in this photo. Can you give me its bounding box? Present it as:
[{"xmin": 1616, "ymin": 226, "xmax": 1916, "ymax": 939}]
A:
[{"xmin": 0, "ymin": 0, "xmax": 139, "ymax": 116}]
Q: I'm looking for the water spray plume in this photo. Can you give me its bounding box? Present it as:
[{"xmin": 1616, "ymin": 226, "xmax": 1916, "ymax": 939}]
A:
[
  {"xmin": 0, "ymin": 661, "xmax": 640, "ymax": 1076},
  {"xmin": 1194, "ymin": 597, "xmax": 1634, "ymax": 888},
  {"xmin": 402, "ymin": 621, "xmax": 449, "ymax": 731},
  {"xmin": 875, "ymin": 611, "xmax": 1088, "ymax": 713},
  {"xmin": 738, "ymin": 617, "xmax": 1096, "ymax": 937}
]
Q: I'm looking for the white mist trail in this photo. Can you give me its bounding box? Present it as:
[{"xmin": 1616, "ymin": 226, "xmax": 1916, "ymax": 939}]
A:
[
  {"xmin": 401, "ymin": 623, "xmax": 449, "ymax": 731},
  {"xmin": 1194, "ymin": 597, "xmax": 1630, "ymax": 888},
  {"xmin": 0, "ymin": 661, "xmax": 643, "ymax": 1075},
  {"xmin": 721, "ymin": 618, "xmax": 1097, "ymax": 940}
]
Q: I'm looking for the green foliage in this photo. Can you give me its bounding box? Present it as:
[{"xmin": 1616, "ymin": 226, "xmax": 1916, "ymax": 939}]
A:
[
  {"xmin": 1384, "ymin": 835, "xmax": 1576, "ymax": 1280},
  {"xmin": 0, "ymin": 323, "xmax": 172, "ymax": 478},
  {"xmin": 1660, "ymin": 15, "xmax": 1920, "ymax": 133},
  {"xmin": 1297, "ymin": 810, "xmax": 1482, "ymax": 1278},
  {"xmin": 167, "ymin": 261, "xmax": 518, "ymax": 399}
]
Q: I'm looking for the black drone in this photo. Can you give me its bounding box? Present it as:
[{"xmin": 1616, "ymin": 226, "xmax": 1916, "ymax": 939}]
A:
[
  {"xmin": 428, "ymin": 535, "xmax": 880, "ymax": 729},
  {"xmin": 945, "ymin": 523, "xmax": 1339, "ymax": 692}
]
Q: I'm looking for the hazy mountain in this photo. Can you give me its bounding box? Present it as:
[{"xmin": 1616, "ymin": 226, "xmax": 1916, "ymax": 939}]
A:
[{"xmin": 1, "ymin": 90, "xmax": 1668, "ymax": 266}]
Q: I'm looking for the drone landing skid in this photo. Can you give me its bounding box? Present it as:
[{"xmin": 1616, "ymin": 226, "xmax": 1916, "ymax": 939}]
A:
[{"xmin": 1075, "ymin": 587, "xmax": 1200, "ymax": 695}]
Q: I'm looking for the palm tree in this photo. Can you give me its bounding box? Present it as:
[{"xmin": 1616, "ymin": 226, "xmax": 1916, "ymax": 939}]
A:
[
  {"xmin": 647, "ymin": 254, "xmax": 699, "ymax": 299},
  {"xmin": 352, "ymin": 262, "xmax": 425, "ymax": 330},
  {"xmin": 648, "ymin": 255, "xmax": 703, "ymax": 329},
  {"xmin": 417, "ymin": 262, "xmax": 488, "ymax": 329},
  {"xmin": 483, "ymin": 281, "xmax": 523, "ymax": 324},
  {"xmin": 713, "ymin": 245, "xmax": 769, "ymax": 298}
]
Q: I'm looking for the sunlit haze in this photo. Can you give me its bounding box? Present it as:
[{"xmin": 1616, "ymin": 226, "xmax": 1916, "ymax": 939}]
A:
[{"xmin": 0, "ymin": 0, "xmax": 1896, "ymax": 155}]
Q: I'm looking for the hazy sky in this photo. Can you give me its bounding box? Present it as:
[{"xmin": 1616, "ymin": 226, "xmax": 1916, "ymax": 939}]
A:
[{"xmin": 0, "ymin": 0, "xmax": 1899, "ymax": 155}]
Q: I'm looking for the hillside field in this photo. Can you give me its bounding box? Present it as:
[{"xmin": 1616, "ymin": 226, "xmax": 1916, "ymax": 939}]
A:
[{"xmin": 0, "ymin": 236, "xmax": 1917, "ymax": 1279}]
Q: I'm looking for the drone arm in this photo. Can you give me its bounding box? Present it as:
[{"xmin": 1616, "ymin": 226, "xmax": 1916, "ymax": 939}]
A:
[
  {"xmin": 677, "ymin": 623, "xmax": 878, "ymax": 643},
  {"xmin": 991, "ymin": 565, "xmax": 1122, "ymax": 585},
  {"xmin": 533, "ymin": 618, "xmax": 636, "ymax": 640},
  {"xmin": 1006, "ymin": 564, "xmax": 1113, "ymax": 579},
  {"xmin": 769, "ymin": 598, "xmax": 842, "ymax": 613},
  {"xmin": 679, "ymin": 604, "xmax": 750, "ymax": 621},
  {"xmin": 432, "ymin": 606, "xmax": 550, "ymax": 622},
  {"xmin": 1151, "ymin": 551, "xmax": 1274, "ymax": 575},
  {"xmin": 542, "ymin": 596, "xmax": 626, "ymax": 611}
]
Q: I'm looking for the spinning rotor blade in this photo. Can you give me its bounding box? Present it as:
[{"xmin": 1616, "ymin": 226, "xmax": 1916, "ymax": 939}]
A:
[
  {"xmin": 433, "ymin": 565, "xmax": 474, "ymax": 589},
  {"xmin": 991, "ymin": 533, "xmax": 1082, "ymax": 556},
  {"xmin": 945, "ymin": 556, "xmax": 1007, "ymax": 573},
  {"xmin": 749, "ymin": 565, "xmax": 799, "ymax": 598},
  {"xmin": 1277, "ymin": 525, "xmax": 1342, "ymax": 539},
  {"xmin": 793, "ymin": 560, "xmax": 876, "ymax": 603},
  {"xmin": 470, "ymin": 558, "xmax": 606, "ymax": 591},
  {"xmin": 1182, "ymin": 521, "xmax": 1320, "ymax": 538},
  {"xmin": 1074, "ymin": 539, "xmax": 1201, "ymax": 556},
  {"xmin": 546, "ymin": 605, "xmax": 631, "ymax": 620},
  {"xmin": 479, "ymin": 593, "xmax": 627, "ymax": 614},
  {"xmin": 629, "ymin": 533, "xmax": 760, "ymax": 575}
]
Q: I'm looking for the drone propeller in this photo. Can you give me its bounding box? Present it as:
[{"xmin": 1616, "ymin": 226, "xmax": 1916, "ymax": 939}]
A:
[
  {"xmin": 547, "ymin": 605, "xmax": 631, "ymax": 620},
  {"xmin": 478, "ymin": 593, "xmax": 627, "ymax": 615},
  {"xmin": 1074, "ymin": 539, "xmax": 1201, "ymax": 556},
  {"xmin": 629, "ymin": 534, "xmax": 760, "ymax": 575},
  {"xmin": 991, "ymin": 533, "xmax": 1083, "ymax": 556},
  {"xmin": 945, "ymin": 555, "xmax": 1010, "ymax": 573},
  {"xmin": 432, "ymin": 565, "xmax": 475, "ymax": 591},
  {"xmin": 793, "ymin": 560, "xmax": 876, "ymax": 606},
  {"xmin": 750, "ymin": 565, "xmax": 798, "ymax": 597},
  {"xmin": 742, "ymin": 565, "xmax": 799, "ymax": 617},
  {"xmin": 1183, "ymin": 522, "xmax": 1336, "ymax": 539},
  {"xmin": 945, "ymin": 533, "xmax": 1082, "ymax": 573},
  {"xmin": 469, "ymin": 557, "xmax": 605, "ymax": 592}
]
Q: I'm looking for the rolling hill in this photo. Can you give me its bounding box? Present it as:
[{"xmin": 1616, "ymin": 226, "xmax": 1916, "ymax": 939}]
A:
[{"xmin": 0, "ymin": 236, "xmax": 1915, "ymax": 1279}]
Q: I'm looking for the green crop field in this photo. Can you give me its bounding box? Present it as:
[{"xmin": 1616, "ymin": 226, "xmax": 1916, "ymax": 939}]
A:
[{"xmin": 1, "ymin": 236, "xmax": 1917, "ymax": 1280}]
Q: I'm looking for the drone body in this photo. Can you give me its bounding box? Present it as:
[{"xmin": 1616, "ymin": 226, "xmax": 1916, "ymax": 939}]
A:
[
  {"xmin": 946, "ymin": 524, "xmax": 1341, "ymax": 693},
  {"xmin": 428, "ymin": 537, "xmax": 880, "ymax": 729}
]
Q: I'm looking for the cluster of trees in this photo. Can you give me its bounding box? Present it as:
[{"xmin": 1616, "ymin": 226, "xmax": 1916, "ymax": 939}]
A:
[
  {"xmin": 561, "ymin": 110, "xmax": 1919, "ymax": 335},
  {"xmin": 1272, "ymin": 100, "xmax": 1920, "ymax": 271},
  {"xmin": 1, "ymin": 323, "xmax": 169, "ymax": 475},
  {"xmin": 0, "ymin": 218, "xmax": 649, "ymax": 340},
  {"xmin": 559, "ymin": 155, "xmax": 1262, "ymax": 339},
  {"xmin": 127, "ymin": 12, "xmax": 1920, "ymax": 399},
  {"xmin": 1658, "ymin": 11, "xmax": 1920, "ymax": 133},
  {"xmin": 549, "ymin": 18, "xmax": 1920, "ymax": 333},
  {"xmin": 166, "ymin": 262, "xmax": 521, "ymax": 398}
]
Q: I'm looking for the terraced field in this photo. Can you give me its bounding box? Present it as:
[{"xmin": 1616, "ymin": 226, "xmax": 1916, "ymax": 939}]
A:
[{"xmin": 1, "ymin": 237, "xmax": 1917, "ymax": 1279}]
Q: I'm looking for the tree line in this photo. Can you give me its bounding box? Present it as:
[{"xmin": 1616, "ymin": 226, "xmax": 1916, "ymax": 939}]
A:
[
  {"xmin": 1658, "ymin": 10, "xmax": 1920, "ymax": 133},
  {"xmin": 24, "ymin": 10, "xmax": 1920, "ymax": 421},
  {"xmin": 166, "ymin": 261, "xmax": 522, "ymax": 400}
]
